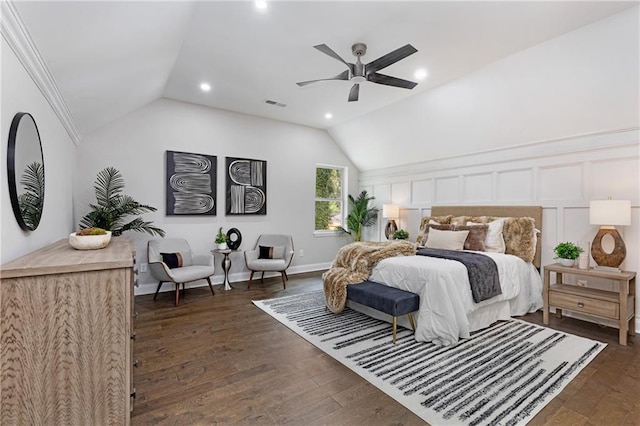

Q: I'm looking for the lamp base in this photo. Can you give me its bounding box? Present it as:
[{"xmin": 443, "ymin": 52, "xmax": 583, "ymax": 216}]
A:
[
  {"xmin": 591, "ymin": 226, "xmax": 626, "ymax": 269},
  {"xmin": 385, "ymin": 219, "xmax": 397, "ymax": 240}
]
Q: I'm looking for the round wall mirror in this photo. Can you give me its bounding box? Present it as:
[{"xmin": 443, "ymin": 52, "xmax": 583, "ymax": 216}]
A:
[{"xmin": 7, "ymin": 112, "xmax": 45, "ymax": 231}]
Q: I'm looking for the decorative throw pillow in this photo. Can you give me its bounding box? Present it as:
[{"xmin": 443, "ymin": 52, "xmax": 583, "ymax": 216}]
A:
[
  {"xmin": 259, "ymin": 245, "xmax": 285, "ymax": 259},
  {"xmin": 502, "ymin": 217, "xmax": 536, "ymax": 263},
  {"xmin": 160, "ymin": 252, "xmax": 184, "ymax": 269},
  {"xmin": 453, "ymin": 224, "xmax": 488, "ymax": 251},
  {"xmin": 420, "ymin": 224, "xmax": 453, "ymax": 246},
  {"xmin": 451, "ymin": 216, "xmax": 470, "ymax": 226},
  {"xmin": 425, "ymin": 228, "xmax": 469, "ymax": 251},
  {"xmin": 468, "ymin": 219, "xmax": 506, "ymax": 253},
  {"xmin": 416, "ymin": 215, "xmax": 453, "ymax": 243}
]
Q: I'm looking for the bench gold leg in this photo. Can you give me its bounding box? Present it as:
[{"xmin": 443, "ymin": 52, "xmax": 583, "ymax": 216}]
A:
[
  {"xmin": 393, "ymin": 317, "xmax": 397, "ymax": 344},
  {"xmin": 408, "ymin": 312, "xmax": 416, "ymax": 332}
]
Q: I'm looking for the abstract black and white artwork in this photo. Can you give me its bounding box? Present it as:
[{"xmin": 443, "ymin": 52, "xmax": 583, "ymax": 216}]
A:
[
  {"xmin": 226, "ymin": 157, "xmax": 267, "ymax": 215},
  {"xmin": 166, "ymin": 150, "xmax": 216, "ymax": 216}
]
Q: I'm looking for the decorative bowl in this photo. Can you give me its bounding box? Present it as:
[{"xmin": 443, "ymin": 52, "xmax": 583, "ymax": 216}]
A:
[{"xmin": 69, "ymin": 231, "xmax": 112, "ymax": 250}]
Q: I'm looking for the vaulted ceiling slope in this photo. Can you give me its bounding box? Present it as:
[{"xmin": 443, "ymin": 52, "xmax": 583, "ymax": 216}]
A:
[{"xmin": 12, "ymin": 1, "xmax": 638, "ymax": 149}]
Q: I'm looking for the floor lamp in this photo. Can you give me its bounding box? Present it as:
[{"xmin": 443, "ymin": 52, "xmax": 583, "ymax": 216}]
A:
[
  {"xmin": 589, "ymin": 198, "xmax": 631, "ymax": 272},
  {"xmin": 382, "ymin": 204, "xmax": 399, "ymax": 240}
]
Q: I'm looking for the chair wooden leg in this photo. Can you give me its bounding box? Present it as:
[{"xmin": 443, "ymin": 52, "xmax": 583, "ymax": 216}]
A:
[
  {"xmin": 206, "ymin": 277, "xmax": 215, "ymax": 296},
  {"xmin": 260, "ymin": 271, "xmax": 265, "ymax": 282},
  {"xmin": 153, "ymin": 281, "xmax": 164, "ymax": 301},
  {"xmin": 175, "ymin": 283, "xmax": 180, "ymax": 306},
  {"xmin": 280, "ymin": 272, "xmax": 286, "ymax": 289},
  {"xmin": 248, "ymin": 271, "xmax": 254, "ymax": 289},
  {"xmin": 283, "ymin": 271, "xmax": 289, "ymax": 280}
]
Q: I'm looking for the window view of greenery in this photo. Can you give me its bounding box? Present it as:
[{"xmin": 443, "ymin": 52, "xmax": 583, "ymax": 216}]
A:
[{"xmin": 315, "ymin": 167, "xmax": 343, "ymax": 231}]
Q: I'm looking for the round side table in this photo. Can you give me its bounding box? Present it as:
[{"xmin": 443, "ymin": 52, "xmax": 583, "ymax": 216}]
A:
[{"xmin": 213, "ymin": 249, "xmax": 236, "ymax": 290}]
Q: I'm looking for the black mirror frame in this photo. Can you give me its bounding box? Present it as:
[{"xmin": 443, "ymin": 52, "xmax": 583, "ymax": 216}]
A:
[{"xmin": 7, "ymin": 112, "xmax": 45, "ymax": 232}]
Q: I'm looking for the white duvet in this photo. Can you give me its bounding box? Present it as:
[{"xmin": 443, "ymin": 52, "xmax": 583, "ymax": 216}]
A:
[{"xmin": 367, "ymin": 251, "xmax": 543, "ymax": 346}]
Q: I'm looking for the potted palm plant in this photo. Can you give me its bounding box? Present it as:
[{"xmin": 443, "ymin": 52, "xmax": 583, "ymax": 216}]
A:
[
  {"xmin": 346, "ymin": 190, "xmax": 379, "ymax": 242},
  {"xmin": 79, "ymin": 167, "xmax": 165, "ymax": 237},
  {"xmin": 554, "ymin": 242, "xmax": 583, "ymax": 267}
]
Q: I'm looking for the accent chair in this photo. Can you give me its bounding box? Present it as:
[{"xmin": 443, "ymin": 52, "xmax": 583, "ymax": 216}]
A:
[
  {"xmin": 147, "ymin": 238, "xmax": 216, "ymax": 306},
  {"xmin": 244, "ymin": 234, "xmax": 294, "ymax": 289}
]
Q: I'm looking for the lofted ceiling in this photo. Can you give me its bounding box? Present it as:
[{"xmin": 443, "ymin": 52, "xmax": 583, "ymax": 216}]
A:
[{"xmin": 12, "ymin": 1, "xmax": 637, "ymax": 139}]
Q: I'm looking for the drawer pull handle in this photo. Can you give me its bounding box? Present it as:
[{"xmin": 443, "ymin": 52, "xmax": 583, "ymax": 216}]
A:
[
  {"xmin": 134, "ymin": 311, "xmax": 139, "ymax": 319},
  {"xmin": 131, "ymin": 332, "xmax": 136, "ymax": 341},
  {"xmin": 577, "ymin": 302, "xmax": 584, "ymax": 308},
  {"xmin": 133, "ymin": 360, "xmax": 139, "ymax": 367}
]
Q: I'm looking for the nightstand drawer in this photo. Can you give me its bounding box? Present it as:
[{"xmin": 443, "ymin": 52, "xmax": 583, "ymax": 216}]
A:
[{"xmin": 549, "ymin": 291, "xmax": 619, "ymax": 319}]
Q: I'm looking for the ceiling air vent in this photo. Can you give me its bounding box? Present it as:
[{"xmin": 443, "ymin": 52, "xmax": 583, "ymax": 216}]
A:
[{"xmin": 264, "ymin": 99, "xmax": 287, "ymax": 108}]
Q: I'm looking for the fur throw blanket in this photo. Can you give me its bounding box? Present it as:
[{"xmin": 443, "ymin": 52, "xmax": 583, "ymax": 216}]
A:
[{"xmin": 322, "ymin": 240, "xmax": 417, "ymax": 313}]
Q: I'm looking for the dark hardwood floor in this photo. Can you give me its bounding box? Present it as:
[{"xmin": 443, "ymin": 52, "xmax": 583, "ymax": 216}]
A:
[{"xmin": 132, "ymin": 272, "xmax": 639, "ymax": 425}]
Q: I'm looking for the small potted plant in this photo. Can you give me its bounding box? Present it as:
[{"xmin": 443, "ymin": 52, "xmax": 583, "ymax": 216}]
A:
[
  {"xmin": 553, "ymin": 242, "xmax": 583, "ymax": 267},
  {"xmin": 393, "ymin": 229, "xmax": 409, "ymax": 240},
  {"xmin": 215, "ymin": 227, "xmax": 228, "ymax": 250}
]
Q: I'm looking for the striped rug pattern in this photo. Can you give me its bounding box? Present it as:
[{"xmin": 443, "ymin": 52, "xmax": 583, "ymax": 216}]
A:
[{"xmin": 254, "ymin": 291, "xmax": 606, "ymax": 425}]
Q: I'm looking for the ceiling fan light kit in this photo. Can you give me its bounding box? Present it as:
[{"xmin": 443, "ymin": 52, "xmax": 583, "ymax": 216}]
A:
[{"xmin": 297, "ymin": 42, "xmax": 418, "ymax": 102}]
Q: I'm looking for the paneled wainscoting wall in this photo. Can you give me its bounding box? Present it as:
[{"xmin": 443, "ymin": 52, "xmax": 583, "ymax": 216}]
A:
[{"xmin": 360, "ymin": 127, "xmax": 639, "ymax": 331}]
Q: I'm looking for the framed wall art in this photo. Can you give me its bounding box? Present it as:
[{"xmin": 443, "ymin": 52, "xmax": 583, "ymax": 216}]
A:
[
  {"xmin": 226, "ymin": 157, "xmax": 267, "ymax": 215},
  {"xmin": 166, "ymin": 150, "xmax": 216, "ymax": 216}
]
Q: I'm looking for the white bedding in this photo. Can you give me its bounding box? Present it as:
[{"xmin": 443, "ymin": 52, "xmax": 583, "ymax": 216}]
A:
[{"xmin": 366, "ymin": 251, "xmax": 543, "ymax": 346}]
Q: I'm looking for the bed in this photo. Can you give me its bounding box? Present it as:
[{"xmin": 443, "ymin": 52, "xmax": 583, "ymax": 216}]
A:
[{"xmin": 350, "ymin": 205, "xmax": 544, "ymax": 346}]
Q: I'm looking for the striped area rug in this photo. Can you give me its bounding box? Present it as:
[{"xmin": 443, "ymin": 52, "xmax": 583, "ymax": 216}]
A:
[{"xmin": 253, "ymin": 291, "xmax": 606, "ymax": 425}]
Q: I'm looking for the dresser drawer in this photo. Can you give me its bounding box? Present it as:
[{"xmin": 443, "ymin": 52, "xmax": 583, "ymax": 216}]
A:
[{"xmin": 549, "ymin": 291, "xmax": 619, "ymax": 319}]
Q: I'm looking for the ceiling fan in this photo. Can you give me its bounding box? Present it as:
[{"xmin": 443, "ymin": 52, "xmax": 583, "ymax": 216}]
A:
[{"xmin": 296, "ymin": 42, "xmax": 418, "ymax": 102}]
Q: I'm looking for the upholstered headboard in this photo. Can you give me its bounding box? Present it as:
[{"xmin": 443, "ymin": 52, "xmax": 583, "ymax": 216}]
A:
[{"xmin": 430, "ymin": 205, "xmax": 543, "ymax": 269}]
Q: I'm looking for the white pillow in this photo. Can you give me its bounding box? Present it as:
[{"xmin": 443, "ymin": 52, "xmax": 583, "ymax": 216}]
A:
[
  {"xmin": 425, "ymin": 228, "xmax": 469, "ymax": 251},
  {"xmin": 467, "ymin": 219, "xmax": 506, "ymax": 253}
]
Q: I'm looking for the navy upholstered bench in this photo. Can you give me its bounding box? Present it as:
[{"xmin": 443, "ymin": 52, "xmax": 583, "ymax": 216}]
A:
[{"xmin": 347, "ymin": 280, "xmax": 420, "ymax": 344}]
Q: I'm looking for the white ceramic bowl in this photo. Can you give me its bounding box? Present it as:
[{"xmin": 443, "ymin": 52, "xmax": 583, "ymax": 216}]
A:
[{"xmin": 69, "ymin": 231, "xmax": 112, "ymax": 250}]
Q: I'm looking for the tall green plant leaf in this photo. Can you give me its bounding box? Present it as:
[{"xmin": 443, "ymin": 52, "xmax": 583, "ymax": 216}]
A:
[
  {"xmin": 18, "ymin": 162, "xmax": 44, "ymax": 229},
  {"xmin": 80, "ymin": 167, "xmax": 165, "ymax": 237}
]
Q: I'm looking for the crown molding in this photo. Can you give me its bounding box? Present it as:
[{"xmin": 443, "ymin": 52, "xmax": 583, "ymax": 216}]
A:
[{"xmin": 1, "ymin": 0, "xmax": 82, "ymax": 145}]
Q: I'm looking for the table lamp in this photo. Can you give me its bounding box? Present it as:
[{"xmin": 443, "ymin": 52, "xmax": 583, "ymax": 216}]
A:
[
  {"xmin": 589, "ymin": 198, "xmax": 631, "ymax": 271},
  {"xmin": 382, "ymin": 204, "xmax": 399, "ymax": 240}
]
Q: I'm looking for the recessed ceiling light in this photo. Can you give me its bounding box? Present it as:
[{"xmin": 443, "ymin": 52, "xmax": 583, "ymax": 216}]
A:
[
  {"xmin": 200, "ymin": 83, "xmax": 211, "ymax": 92},
  {"xmin": 414, "ymin": 68, "xmax": 428, "ymax": 81},
  {"xmin": 255, "ymin": 1, "xmax": 267, "ymax": 10},
  {"xmin": 325, "ymin": 113, "xmax": 333, "ymax": 119}
]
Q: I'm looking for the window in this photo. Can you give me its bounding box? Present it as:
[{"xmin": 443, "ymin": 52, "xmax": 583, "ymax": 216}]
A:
[{"xmin": 315, "ymin": 165, "xmax": 346, "ymax": 232}]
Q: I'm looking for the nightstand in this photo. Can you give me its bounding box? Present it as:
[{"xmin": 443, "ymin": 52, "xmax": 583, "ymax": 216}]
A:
[{"xmin": 543, "ymin": 263, "xmax": 636, "ymax": 345}]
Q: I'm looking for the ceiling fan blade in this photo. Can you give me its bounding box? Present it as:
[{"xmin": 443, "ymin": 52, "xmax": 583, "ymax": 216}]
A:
[
  {"xmin": 296, "ymin": 70, "xmax": 350, "ymax": 87},
  {"xmin": 365, "ymin": 44, "xmax": 418, "ymax": 74},
  {"xmin": 314, "ymin": 44, "xmax": 353, "ymax": 70},
  {"xmin": 367, "ymin": 73, "xmax": 418, "ymax": 89},
  {"xmin": 348, "ymin": 84, "xmax": 359, "ymax": 102}
]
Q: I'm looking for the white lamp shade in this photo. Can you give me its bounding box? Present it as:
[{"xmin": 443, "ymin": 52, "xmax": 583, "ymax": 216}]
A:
[
  {"xmin": 382, "ymin": 204, "xmax": 399, "ymax": 219},
  {"xmin": 589, "ymin": 199, "xmax": 631, "ymax": 226}
]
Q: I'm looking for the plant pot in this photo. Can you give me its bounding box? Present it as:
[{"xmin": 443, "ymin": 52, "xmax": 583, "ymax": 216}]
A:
[
  {"xmin": 559, "ymin": 258, "xmax": 575, "ymax": 267},
  {"xmin": 217, "ymin": 243, "xmax": 228, "ymax": 250}
]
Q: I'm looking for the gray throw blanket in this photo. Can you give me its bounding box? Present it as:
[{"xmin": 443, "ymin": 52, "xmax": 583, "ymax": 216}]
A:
[{"xmin": 417, "ymin": 248, "xmax": 502, "ymax": 303}]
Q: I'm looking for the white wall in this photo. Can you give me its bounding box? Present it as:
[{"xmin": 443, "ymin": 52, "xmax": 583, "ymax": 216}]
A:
[
  {"xmin": 330, "ymin": 6, "xmax": 639, "ymax": 172},
  {"xmin": 1, "ymin": 38, "xmax": 76, "ymax": 263},
  {"xmin": 75, "ymin": 98, "xmax": 358, "ymax": 294}
]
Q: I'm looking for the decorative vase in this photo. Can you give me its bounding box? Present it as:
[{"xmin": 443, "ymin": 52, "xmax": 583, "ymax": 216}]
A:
[{"xmin": 559, "ymin": 258, "xmax": 575, "ymax": 267}]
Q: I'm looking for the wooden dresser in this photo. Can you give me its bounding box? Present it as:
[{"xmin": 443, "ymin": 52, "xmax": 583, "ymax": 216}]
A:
[{"xmin": 1, "ymin": 237, "xmax": 136, "ymax": 425}]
